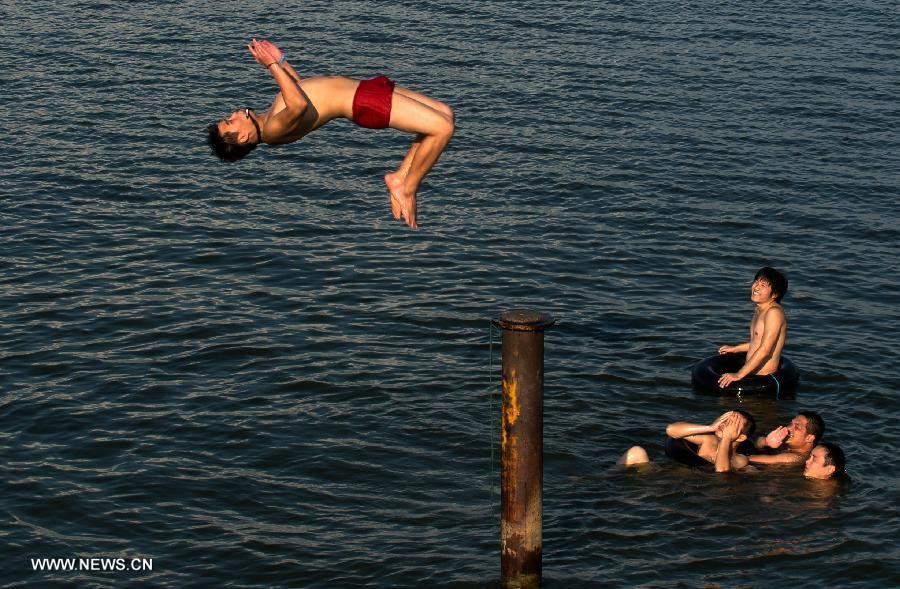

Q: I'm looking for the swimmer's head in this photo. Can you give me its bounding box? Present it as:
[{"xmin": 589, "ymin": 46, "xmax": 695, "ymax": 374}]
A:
[
  {"xmin": 795, "ymin": 411, "xmax": 825, "ymax": 445},
  {"xmin": 715, "ymin": 409, "xmax": 756, "ymax": 442},
  {"xmin": 752, "ymin": 267, "xmax": 788, "ymax": 303},
  {"xmin": 207, "ymin": 108, "xmax": 260, "ymax": 162},
  {"xmin": 804, "ymin": 442, "xmax": 845, "ymax": 480},
  {"xmin": 734, "ymin": 409, "xmax": 756, "ymax": 439}
]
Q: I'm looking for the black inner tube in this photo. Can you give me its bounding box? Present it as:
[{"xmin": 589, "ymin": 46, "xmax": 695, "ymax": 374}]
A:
[
  {"xmin": 691, "ymin": 353, "xmax": 799, "ymax": 396},
  {"xmin": 665, "ymin": 437, "xmax": 713, "ymax": 470}
]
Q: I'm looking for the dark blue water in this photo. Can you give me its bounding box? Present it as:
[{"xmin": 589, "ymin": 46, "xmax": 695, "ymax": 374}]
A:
[{"xmin": 2, "ymin": 1, "xmax": 899, "ymax": 587}]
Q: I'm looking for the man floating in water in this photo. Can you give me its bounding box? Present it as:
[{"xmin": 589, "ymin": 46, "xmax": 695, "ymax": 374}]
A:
[
  {"xmin": 620, "ymin": 411, "xmax": 852, "ymax": 480},
  {"xmin": 748, "ymin": 411, "xmax": 824, "ymax": 466},
  {"xmin": 207, "ymin": 39, "xmax": 455, "ymax": 229},
  {"xmin": 803, "ymin": 442, "xmax": 846, "ymax": 480},
  {"xmin": 620, "ymin": 410, "xmax": 756, "ymax": 473},
  {"xmin": 717, "ymin": 267, "xmax": 788, "ymax": 388}
]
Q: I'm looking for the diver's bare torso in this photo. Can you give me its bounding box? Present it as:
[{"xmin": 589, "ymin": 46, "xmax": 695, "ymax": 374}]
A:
[{"xmin": 262, "ymin": 76, "xmax": 360, "ymax": 144}]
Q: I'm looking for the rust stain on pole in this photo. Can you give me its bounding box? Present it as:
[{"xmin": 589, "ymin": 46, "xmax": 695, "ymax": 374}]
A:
[
  {"xmin": 492, "ymin": 309, "xmax": 555, "ymax": 589},
  {"xmin": 501, "ymin": 371, "xmax": 519, "ymax": 456}
]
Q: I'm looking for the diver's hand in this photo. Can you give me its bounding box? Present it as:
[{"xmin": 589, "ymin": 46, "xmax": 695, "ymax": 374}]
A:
[
  {"xmin": 718, "ymin": 345, "xmax": 737, "ymax": 354},
  {"xmin": 248, "ymin": 39, "xmax": 280, "ymax": 67},
  {"xmin": 258, "ymin": 39, "xmax": 285, "ymax": 63}
]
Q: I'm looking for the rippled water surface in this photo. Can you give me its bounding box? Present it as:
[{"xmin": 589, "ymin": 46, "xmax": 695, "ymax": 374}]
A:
[{"xmin": 2, "ymin": 1, "xmax": 899, "ymax": 587}]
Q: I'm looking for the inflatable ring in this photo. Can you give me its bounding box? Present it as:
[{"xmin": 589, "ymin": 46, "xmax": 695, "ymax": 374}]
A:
[
  {"xmin": 664, "ymin": 437, "xmax": 713, "ymax": 470},
  {"xmin": 691, "ymin": 353, "xmax": 799, "ymax": 397},
  {"xmin": 665, "ymin": 437, "xmax": 754, "ymax": 470}
]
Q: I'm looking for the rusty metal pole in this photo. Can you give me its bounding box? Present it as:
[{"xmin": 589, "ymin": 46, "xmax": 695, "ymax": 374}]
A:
[{"xmin": 492, "ymin": 309, "xmax": 555, "ymax": 589}]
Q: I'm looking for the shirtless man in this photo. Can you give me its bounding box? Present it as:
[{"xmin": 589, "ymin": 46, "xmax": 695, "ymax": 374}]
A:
[
  {"xmin": 621, "ymin": 410, "xmax": 756, "ymax": 473},
  {"xmin": 803, "ymin": 442, "xmax": 846, "ymax": 480},
  {"xmin": 717, "ymin": 267, "xmax": 788, "ymax": 388},
  {"xmin": 748, "ymin": 411, "xmax": 824, "ymax": 466},
  {"xmin": 207, "ymin": 39, "xmax": 455, "ymax": 229}
]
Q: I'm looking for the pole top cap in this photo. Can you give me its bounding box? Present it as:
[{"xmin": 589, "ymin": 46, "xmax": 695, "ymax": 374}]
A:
[{"xmin": 492, "ymin": 309, "xmax": 556, "ymax": 332}]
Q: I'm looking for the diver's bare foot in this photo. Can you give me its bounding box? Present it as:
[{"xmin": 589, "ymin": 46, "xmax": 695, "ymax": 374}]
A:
[
  {"xmin": 384, "ymin": 173, "xmax": 403, "ymax": 221},
  {"xmin": 384, "ymin": 173, "xmax": 417, "ymax": 229}
]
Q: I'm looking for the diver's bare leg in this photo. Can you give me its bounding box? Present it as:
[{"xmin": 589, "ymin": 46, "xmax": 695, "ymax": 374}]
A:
[
  {"xmin": 385, "ymin": 135, "xmax": 423, "ymax": 220},
  {"xmin": 385, "ymin": 90, "xmax": 455, "ymax": 228}
]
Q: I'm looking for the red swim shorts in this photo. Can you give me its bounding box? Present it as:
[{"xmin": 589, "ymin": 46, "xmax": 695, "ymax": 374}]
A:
[{"xmin": 352, "ymin": 76, "xmax": 396, "ymax": 129}]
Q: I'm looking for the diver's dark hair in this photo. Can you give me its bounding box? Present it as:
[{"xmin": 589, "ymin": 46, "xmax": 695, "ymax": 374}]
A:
[
  {"xmin": 734, "ymin": 409, "xmax": 756, "ymax": 438},
  {"xmin": 819, "ymin": 442, "xmax": 846, "ymax": 479},
  {"xmin": 206, "ymin": 124, "xmax": 257, "ymax": 162},
  {"xmin": 754, "ymin": 266, "xmax": 788, "ymax": 303},
  {"xmin": 798, "ymin": 410, "xmax": 825, "ymax": 443}
]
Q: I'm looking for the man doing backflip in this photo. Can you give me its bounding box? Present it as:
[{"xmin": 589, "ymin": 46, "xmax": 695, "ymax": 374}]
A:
[{"xmin": 207, "ymin": 39, "xmax": 455, "ymax": 229}]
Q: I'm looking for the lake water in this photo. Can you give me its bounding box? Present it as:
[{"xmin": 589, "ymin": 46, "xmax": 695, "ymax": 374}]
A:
[{"xmin": 2, "ymin": 1, "xmax": 899, "ymax": 587}]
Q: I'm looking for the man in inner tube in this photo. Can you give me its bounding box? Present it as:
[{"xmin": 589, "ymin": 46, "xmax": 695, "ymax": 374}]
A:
[
  {"xmin": 717, "ymin": 267, "xmax": 788, "ymax": 389},
  {"xmin": 747, "ymin": 411, "xmax": 824, "ymax": 466},
  {"xmin": 621, "ymin": 410, "xmax": 756, "ymax": 473}
]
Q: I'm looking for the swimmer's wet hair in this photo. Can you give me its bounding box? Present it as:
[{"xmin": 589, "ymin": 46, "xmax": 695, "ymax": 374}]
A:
[
  {"xmin": 206, "ymin": 124, "xmax": 257, "ymax": 162},
  {"xmin": 819, "ymin": 441, "xmax": 846, "ymax": 479},
  {"xmin": 799, "ymin": 410, "xmax": 825, "ymax": 443},
  {"xmin": 734, "ymin": 409, "xmax": 756, "ymax": 438},
  {"xmin": 754, "ymin": 267, "xmax": 788, "ymax": 303}
]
